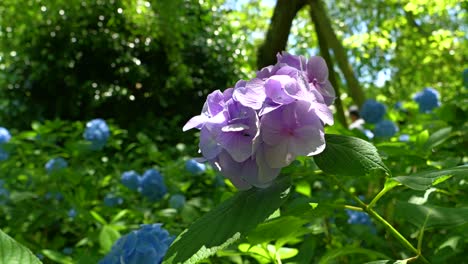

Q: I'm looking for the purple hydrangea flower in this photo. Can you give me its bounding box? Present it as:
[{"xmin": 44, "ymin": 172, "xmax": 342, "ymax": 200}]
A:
[
  {"xmin": 139, "ymin": 169, "xmax": 167, "ymax": 201},
  {"xmin": 45, "ymin": 157, "xmax": 68, "ymax": 174},
  {"xmin": 374, "ymin": 120, "xmax": 398, "ymax": 138},
  {"xmin": 184, "ymin": 52, "xmax": 335, "ymax": 189},
  {"xmin": 185, "ymin": 159, "xmax": 207, "ymax": 175},
  {"xmin": 360, "ymin": 99, "xmax": 386, "ymax": 124},
  {"xmin": 169, "ymin": 194, "xmax": 186, "ymax": 210},
  {"xmin": 121, "ymin": 170, "xmax": 140, "ymax": 191},
  {"xmin": 84, "ymin": 118, "xmax": 110, "ymax": 150},
  {"xmin": 99, "ymin": 224, "xmax": 174, "ymax": 264},
  {"xmin": 413, "ymin": 87, "xmax": 440, "ymax": 113}
]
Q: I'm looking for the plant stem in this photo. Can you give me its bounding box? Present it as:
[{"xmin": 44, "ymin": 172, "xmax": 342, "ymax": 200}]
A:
[{"xmin": 329, "ymin": 175, "xmax": 430, "ymax": 264}]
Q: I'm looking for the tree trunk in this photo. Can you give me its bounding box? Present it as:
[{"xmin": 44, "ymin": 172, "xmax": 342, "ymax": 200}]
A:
[
  {"xmin": 309, "ymin": 5, "xmax": 347, "ymax": 127},
  {"xmin": 257, "ymin": 0, "xmax": 307, "ymax": 69},
  {"xmin": 308, "ymin": 0, "xmax": 365, "ymax": 107}
]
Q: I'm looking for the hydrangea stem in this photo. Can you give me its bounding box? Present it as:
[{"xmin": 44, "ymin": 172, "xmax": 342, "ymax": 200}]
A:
[{"xmin": 329, "ymin": 174, "xmax": 430, "ymax": 264}]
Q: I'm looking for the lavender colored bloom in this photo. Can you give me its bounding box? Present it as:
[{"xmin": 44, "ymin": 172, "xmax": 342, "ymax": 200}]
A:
[
  {"xmin": 184, "ymin": 52, "xmax": 334, "ymax": 190},
  {"xmin": 0, "ymin": 127, "xmax": 11, "ymax": 143},
  {"xmin": 413, "ymin": 87, "xmax": 440, "ymax": 113},
  {"xmin": 169, "ymin": 194, "xmax": 186, "ymax": 210},
  {"xmin": 45, "ymin": 157, "xmax": 68, "ymax": 174},
  {"xmin": 185, "ymin": 159, "xmax": 206, "ymax": 175},
  {"xmin": 121, "ymin": 170, "xmax": 140, "ymax": 191},
  {"xmin": 104, "ymin": 194, "xmax": 124, "ymax": 207},
  {"xmin": 360, "ymin": 99, "xmax": 386, "ymax": 124},
  {"xmin": 84, "ymin": 118, "xmax": 110, "ymax": 150},
  {"xmin": 139, "ymin": 169, "xmax": 167, "ymax": 201},
  {"xmin": 374, "ymin": 120, "xmax": 398, "ymax": 138},
  {"xmin": 99, "ymin": 224, "xmax": 174, "ymax": 264}
]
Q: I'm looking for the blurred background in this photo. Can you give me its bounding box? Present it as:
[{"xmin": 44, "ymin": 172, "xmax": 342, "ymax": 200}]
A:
[{"xmin": 0, "ymin": 0, "xmax": 465, "ymax": 146}]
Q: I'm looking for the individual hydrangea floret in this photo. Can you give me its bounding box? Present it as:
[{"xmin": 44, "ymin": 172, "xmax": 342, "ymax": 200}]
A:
[
  {"xmin": 83, "ymin": 118, "xmax": 110, "ymax": 150},
  {"xmin": 185, "ymin": 159, "xmax": 206, "ymax": 175},
  {"xmin": 99, "ymin": 224, "xmax": 174, "ymax": 264},
  {"xmin": 45, "ymin": 157, "xmax": 68, "ymax": 174},
  {"xmin": 360, "ymin": 99, "xmax": 386, "ymax": 124},
  {"xmin": 103, "ymin": 194, "xmax": 124, "ymax": 207},
  {"xmin": 374, "ymin": 120, "xmax": 398, "ymax": 138},
  {"xmin": 413, "ymin": 87, "xmax": 440, "ymax": 113},
  {"xmin": 121, "ymin": 170, "xmax": 141, "ymax": 191},
  {"xmin": 169, "ymin": 194, "xmax": 186, "ymax": 210},
  {"xmin": 139, "ymin": 169, "xmax": 167, "ymax": 201},
  {"xmin": 183, "ymin": 52, "xmax": 335, "ymax": 190},
  {"xmin": 0, "ymin": 127, "xmax": 11, "ymax": 144}
]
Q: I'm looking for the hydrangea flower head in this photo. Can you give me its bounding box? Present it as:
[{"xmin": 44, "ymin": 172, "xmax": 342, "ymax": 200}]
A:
[
  {"xmin": 104, "ymin": 194, "xmax": 124, "ymax": 207},
  {"xmin": 169, "ymin": 194, "xmax": 186, "ymax": 210},
  {"xmin": 139, "ymin": 169, "xmax": 167, "ymax": 201},
  {"xmin": 99, "ymin": 224, "xmax": 174, "ymax": 264},
  {"xmin": 45, "ymin": 157, "xmax": 68, "ymax": 174},
  {"xmin": 185, "ymin": 159, "xmax": 206, "ymax": 175},
  {"xmin": 184, "ymin": 52, "xmax": 334, "ymax": 190},
  {"xmin": 346, "ymin": 210, "xmax": 372, "ymax": 225},
  {"xmin": 413, "ymin": 87, "xmax": 440, "ymax": 113},
  {"xmin": 83, "ymin": 118, "xmax": 110, "ymax": 150},
  {"xmin": 0, "ymin": 127, "xmax": 11, "ymax": 144},
  {"xmin": 121, "ymin": 170, "xmax": 141, "ymax": 191},
  {"xmin": 360, "ymin": 99, "xmax": 386, "ymax": 124},
  {"xmin": 374, "ymin": 120, "xmax": 398, "ymax": 138}
]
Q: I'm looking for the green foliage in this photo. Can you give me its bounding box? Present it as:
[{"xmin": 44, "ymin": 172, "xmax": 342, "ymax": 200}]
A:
[
  {"xmin": 314, "ymin": 134, "xmax": 391, "ymax": 177},
  {"xmin": 163, "ymin": 175, "xmax": 291, "ymax": 264},
  {"xmin": 0, "ymin": 228, "xmax": 42, "ymax": 264}
]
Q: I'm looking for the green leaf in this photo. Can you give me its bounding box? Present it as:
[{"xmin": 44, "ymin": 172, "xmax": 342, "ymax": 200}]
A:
[
  {"xmin": 314, "ymin": 134, "xmax": 391, "ymax": 177},
  {"xmin": 392, "ymin": 165, "xmax": 468, "ymax": 191},
  {"xmin": 424, "ymin": 127, "xmax": 452, "ymax": 150},
  {"xmin": 247, "ymin": 216, "xmax": 309, "ymax": 245},
  {"xmin": 99, "ymin": 225, "xmax": 121, "ymax": 253},
  {"xmin": 162, "ymin": 176, "xmax": 291, "ymax": 264},
  {"xmin": 0, "ymin": 229, "xmax": 42, "ymax": 264},
  {"xmin": 395, "ymin": 201, "xmax": 468, "ymax": 229},
  {"xmin": 318, "ymin": 246, "xmax": 390, "ymax": 264},
  {"xmin": 41, "ymin": 250, "xmax": 73, "ymax": 264}
]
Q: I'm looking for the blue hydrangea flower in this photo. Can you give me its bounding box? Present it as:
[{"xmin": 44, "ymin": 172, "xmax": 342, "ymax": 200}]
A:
[
  {"xmin": 183, "ymin": 52, "xmax": 334, "ymax": 190},
  {"xmin": 104, "ymin": 194, "xmax": 124, "ymax": 207},
  {"xmin": 99, "ymin": 224, "xmax": 174, "ymax": 264},
  {"xmin": 0, "ymin": 127, "xmax": 11, "ymax": 144},
  {"xmin": 399, "ymin": 134, "xmax": 410, "ymax": 142},
  {"xmin": 121, "ymin": 171, "xmax": 141, "ymax": 191},
  {"xmin": 413, "ymin": 87, "xmax": 440, "ymax": 113},
  {"xmin": 68, "ymin": 208, "xmax": 77, "ymax": 219},
  {"xmin": 139, "ymin": 169, "xmax": 167, "ymax": 201},
  {"xmin": 185, "ymin": 159, "xmax": 206, "ymax": 175},
  {"xmin": 169, "ymin": 194, "xmax": 186, "ymax": 210},
  {"xmin": 374, "ymin": 120, "xmax": 398, "ymax": 138},
  {"xmin": 346, "ymin": 210, "xmax": 372, "ymax": 225},
  {"xmin": 45, "ymin": 157, "xmax": 68, "ymax": 174},
  {"xmin": 83, "ymin": 119, "xmax": 110, "ymax": 150},
  {"xmin": 62, "ymin": 247, "xmax": 73, "ymax": 255},
  {"xmin": 363, "ymin": 129, "xmax": 374, "ymax": 140},
  {"xmin": 360, "ymin": 99, "xmax": 386, "ymax": 124}
]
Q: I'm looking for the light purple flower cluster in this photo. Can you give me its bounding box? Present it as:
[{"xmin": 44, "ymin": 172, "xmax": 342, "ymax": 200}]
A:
[{"xmin": 183, "ymin": 52, "xmax": 335, "ymax": 190}]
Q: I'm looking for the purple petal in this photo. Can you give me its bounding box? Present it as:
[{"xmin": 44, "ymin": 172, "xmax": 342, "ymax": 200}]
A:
[
  {"xmin": 277, "ymin": 52, "xmax": 307, "ymax": 70},
  {"xmin": 182, "ymin": 115, "xmax": 208, "ymax": 131},
  {"xmin": 233, "ymin": 78, "xmax": 266, "ymax": 110},
  {"xmin": 307, "ymin": 56, "xmax": 328, "ymax": 82},
  {"xmin": 215, "ymin": 151, "xmax": 252, "ymax": 190},
  {"xmin": 264, "ymin": 75, "xmax": 296, "ymax": 105},
  {"xmin": 206, "ymin": 90, "xmax": 225, "ymax": 116},
  {"xmin": 217, "ymin": 132, "xmax": 254, "ymax": 162},
  {"xmin": 251, "ymin": 145, "xmax": 281, "ymax": 187},
  {"xmin": 309, "ymin": 101, "xmax": 334, "ymax": 126},
  {"xmin": 199, "ymin": 128, "xmax": 222, "ymax": 160}
]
